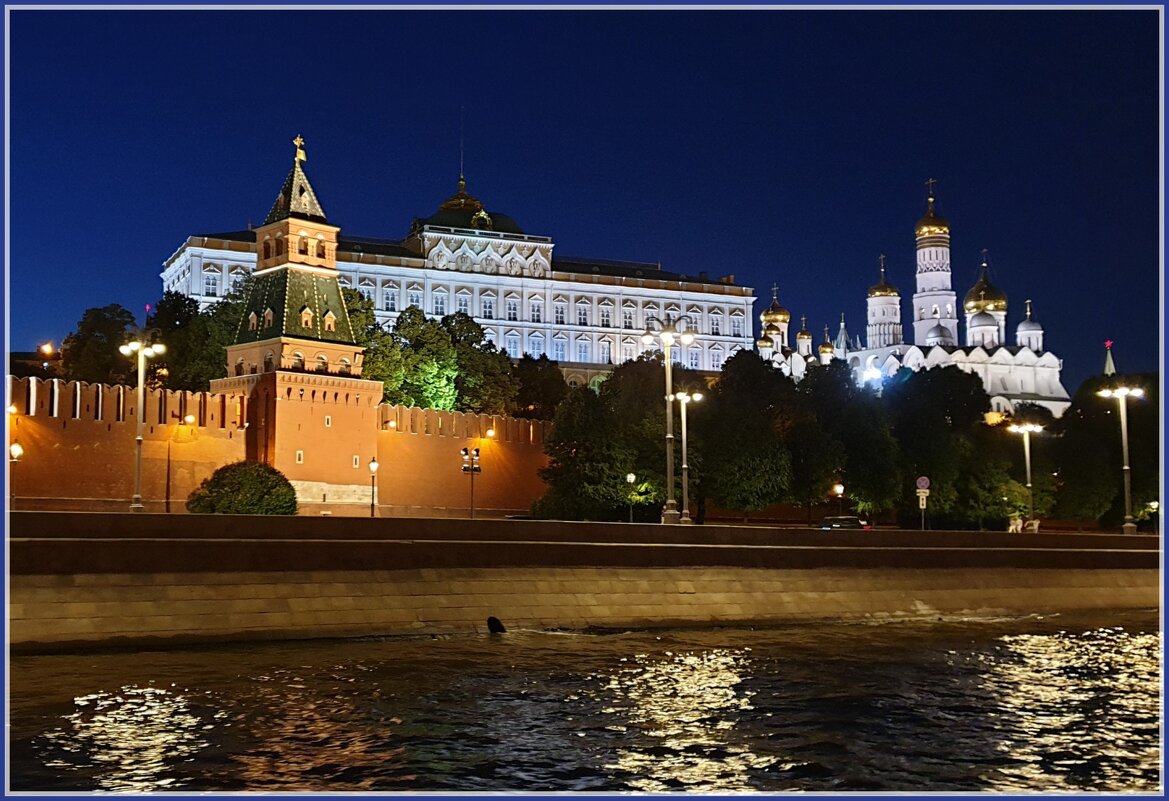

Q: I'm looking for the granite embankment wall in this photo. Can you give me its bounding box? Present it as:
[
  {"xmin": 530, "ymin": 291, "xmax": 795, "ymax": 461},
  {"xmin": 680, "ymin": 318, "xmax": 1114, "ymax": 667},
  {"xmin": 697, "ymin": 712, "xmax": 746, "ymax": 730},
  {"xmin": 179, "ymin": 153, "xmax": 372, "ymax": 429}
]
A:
[{"xmin": 9, "ymin": 512, "xmax": 1160, "ymax": 652}]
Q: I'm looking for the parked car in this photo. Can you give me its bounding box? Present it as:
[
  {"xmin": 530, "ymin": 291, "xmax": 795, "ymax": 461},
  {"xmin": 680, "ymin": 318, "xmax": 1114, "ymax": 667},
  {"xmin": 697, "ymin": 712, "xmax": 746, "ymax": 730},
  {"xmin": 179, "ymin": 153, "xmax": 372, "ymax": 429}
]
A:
[{"xmin": 819, "ymin": 515, "xmax": 872, "ymax": 530}]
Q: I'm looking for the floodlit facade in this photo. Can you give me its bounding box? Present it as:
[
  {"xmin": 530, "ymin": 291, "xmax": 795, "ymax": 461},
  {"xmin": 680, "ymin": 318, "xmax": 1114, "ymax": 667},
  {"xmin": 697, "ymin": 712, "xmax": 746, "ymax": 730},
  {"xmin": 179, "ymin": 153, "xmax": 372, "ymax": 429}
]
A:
[
  {"xmin": 757, "ymin": 186, "xmax": 1071, "ymax": 418},
  {"xmin": 161, "ymin": 141, "xmax": 756, "ymax": 389}
]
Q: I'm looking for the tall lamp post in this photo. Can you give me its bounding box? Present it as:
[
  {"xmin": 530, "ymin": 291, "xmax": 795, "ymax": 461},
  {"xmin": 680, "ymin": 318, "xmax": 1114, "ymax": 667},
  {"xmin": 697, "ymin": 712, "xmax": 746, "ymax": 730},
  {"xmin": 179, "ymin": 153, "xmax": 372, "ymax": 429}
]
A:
[
  {"xmin": 833, "ymin": 482, "xmax": 845, "ymax": 515},
  {"xmin": 461, "ymin": 446, "xmax": 481, "ymax": 519},
  {"xmin": 368, "ymin": 457, "xmax": 379, "ymax": 518},
  {"xmin": 1148, "ymin": 501, "xmax": 1159, "ymax": 537},
  {"xmin": 1097, "ymin": 383, "xmax": 1144, "ymax": 535},
  {"xmin": 118, "ymin": 338, "xmax": 166, "ymax": 512},
  {"xmin": 626, "ymin": 472, "xmax": 636, "ymax": 523},
  {"xmin": 672, "ymin": 391, "xmax": 702, "ymax": 524},
  {"xmin": 641, "ymin": 314, "xmax": 695, "ymax": 524},
  {"xmin": 9, "ymin": 441, "xmax": 23, "ymax": 511},
  {"xmin": 1008, "ymin": 423, "xmax": 1042, "ymax": 524}
]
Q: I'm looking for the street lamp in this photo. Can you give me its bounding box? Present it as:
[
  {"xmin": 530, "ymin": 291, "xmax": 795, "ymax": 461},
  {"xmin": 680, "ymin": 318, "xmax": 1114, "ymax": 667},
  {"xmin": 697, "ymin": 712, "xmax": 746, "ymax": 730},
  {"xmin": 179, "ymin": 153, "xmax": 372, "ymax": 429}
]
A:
[
  {"xmin": 461, "ymin": 446, "xmax": 481, "ymax": 519},
  {"xmin": 642, "ymin": 314, "xmax": 696, "ymax": 524},
  {"xmin": 833, "ymin": 482, "xmax": 845, "ymax": 515},
  {"xmin": 368, "ymin": 457, "xmax": 379, "ymax": 518},
  {"xmin": 1097, "ymin": 383, "xmax": 1144, "ymax": 535},
  {"xmin": 1148, "ymin": 500, "xmax": 1159, "ymax": 536},
  {"xmin": 626, "ymin": 472, "xmax": 636, "ymax": 523},
  {"xmin": 1007, "ymin": 423, "xmax": 1043, "ymax": 525},
  {"xmin": 9, "ymin": 441, "xmax": 23, "ymax": 511},
  {"xmin": 118, "ymin": 338, "xmax": 166, "ymax": 512},
  {"xmin": 672, "ymin": 391, "xmax": 702, "ymax": 524}
]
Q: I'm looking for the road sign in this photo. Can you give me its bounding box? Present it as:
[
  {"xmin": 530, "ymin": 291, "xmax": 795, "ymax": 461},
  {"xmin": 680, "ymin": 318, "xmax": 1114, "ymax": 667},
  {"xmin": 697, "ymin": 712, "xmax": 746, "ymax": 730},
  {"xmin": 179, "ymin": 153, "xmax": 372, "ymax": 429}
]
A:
[
  {"xmin": 916, "ymin": 475, "xmax": 930, "ymax": 490},
  {"xmin": 918, "ymin": 494, "xmax": 928, "ymax": 509},
  {"xmin": 915, "ymin": 488, "xmax": 930, "ymax": 497}
]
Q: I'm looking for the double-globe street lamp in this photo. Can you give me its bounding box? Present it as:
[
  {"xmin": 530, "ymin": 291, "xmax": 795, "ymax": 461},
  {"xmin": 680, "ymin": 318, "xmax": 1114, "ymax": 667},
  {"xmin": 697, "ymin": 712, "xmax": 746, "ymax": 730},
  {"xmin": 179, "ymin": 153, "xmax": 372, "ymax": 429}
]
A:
[
  {"xmin": 118, "ymin": 338, "xmax": 166, "ymax": 512},
  {"xmin": 1097, "ymin": 383, "xmax": 1144, "ymax": 535},
  {"xmin": 626, "ymin": 472, "xmax": 636, "ymax": 523},
  {"xmin": 641, "ymin": 314, "xmax": 695, "ymax": 524},
  {"xmin": 1007, "ymin": 423, "xmax": 1043, "ymax": 525},
  {"xmin": 671, "ymin": 391, "xmax": 702, "ymax": 524}
]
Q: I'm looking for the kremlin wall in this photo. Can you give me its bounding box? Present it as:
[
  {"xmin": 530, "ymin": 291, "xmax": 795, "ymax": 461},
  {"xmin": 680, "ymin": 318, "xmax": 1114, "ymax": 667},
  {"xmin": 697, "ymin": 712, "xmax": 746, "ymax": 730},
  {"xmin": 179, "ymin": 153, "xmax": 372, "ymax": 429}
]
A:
[{"xmin": 5, "ymin": 375, "xmax": 550, "ymax": 518}]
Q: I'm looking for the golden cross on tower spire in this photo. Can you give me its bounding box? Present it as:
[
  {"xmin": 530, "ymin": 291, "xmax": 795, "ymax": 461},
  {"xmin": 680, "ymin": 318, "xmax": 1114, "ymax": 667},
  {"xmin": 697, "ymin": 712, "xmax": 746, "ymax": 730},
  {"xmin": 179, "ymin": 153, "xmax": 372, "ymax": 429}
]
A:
[
  {"xmin": 878, "ymin": 253, "xmax": 886, "ymax": 277},
  {"xmin": 981, "ymin": 248, "xmax": 989, "ymax": 266},
  {"xmin": 925, "ymin": 177, "xmax": 937, "ymax": 199},
  {"xmin": 771, "ymin": 283, "xmax": 779, "ymax": 301},
  {"xmin": 293, "ymin": 134, "xmax": 306, "ymax": 163}
]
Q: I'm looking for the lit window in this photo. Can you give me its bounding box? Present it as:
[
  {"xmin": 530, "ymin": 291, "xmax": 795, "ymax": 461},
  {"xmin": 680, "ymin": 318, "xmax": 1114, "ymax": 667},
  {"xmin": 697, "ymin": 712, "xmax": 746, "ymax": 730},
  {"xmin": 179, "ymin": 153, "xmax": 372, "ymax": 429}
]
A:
[
  {"xmin": 482, "ymin": 298, "xmax": 495, "ymax": 319},
  {"xmin": 531, "ymin": 302, "xmax": 542, "ymax": 323},
  {"xmin": 623, "ymin": 310, "xmax": 634, "ymax": 329},
  {"xmin": 600, "ymin": 308, "xmax": 612, "ymax": 328},
  {"xmin": 623, "ymin": 344, "xmax": 635, "ymax": 362},
  {"xmin": 689, "ymin": 350, "xmax": 700, "ymax": 369},
  {"xmin": 506, "ymin": 335, "xmax": 520, "ymax": 358},
  {"xmin": 553, "ymin": 339, "xmax": 566, "ymax": 361},
  {"xmin": 554, "ymin": 304, "xmax": 566, "ymax": 325},
  {"xmin": 732, "ymin": 318, "xmax": 743, "ymax": 337},
  {"xmin": 506, "ymin": 299, "xmax": 519, "ymax": 322},
  {"xmin": 530, "ymin": 336, "xmax": 544, "ymax": 358},
  {"xmin": 577, "ymin": 341, "xmax": 590, "ymax": 362},
  {"xmin": 408, "ymin": 290, "xmax": 422, "ymax": 308},
  {"xmin": 577, "ymin": 306, "xmax": 589, "ymax": 326},
  {"xmin": 204, "ymin": 274, "xmax": 219, "ymax": 297},
  {"xmin": 434, "ymin": 293, "xmax": 446, "ymax": 316},
  {"xmin": 384, "ymin": 288, "xmax": 397, "ymax": 312},
  {"xmin": 599, "ymin": 341, "xmax": 612, "ymax": 363},
  {"xmin": 457, "ymin": 295, "xmax": 470, "ymax": 315},
  {"xmin": 711, "ymin": 316, "xmax": 721, "ymax": 336}
]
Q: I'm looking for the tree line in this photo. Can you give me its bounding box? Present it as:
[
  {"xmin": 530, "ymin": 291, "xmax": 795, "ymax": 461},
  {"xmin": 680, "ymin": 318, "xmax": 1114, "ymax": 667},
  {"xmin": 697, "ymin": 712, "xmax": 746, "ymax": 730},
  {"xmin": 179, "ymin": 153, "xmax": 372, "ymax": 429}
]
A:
[{"xmin": 533, "ymin": 349, "xmax": 1160, "ymax": 531}]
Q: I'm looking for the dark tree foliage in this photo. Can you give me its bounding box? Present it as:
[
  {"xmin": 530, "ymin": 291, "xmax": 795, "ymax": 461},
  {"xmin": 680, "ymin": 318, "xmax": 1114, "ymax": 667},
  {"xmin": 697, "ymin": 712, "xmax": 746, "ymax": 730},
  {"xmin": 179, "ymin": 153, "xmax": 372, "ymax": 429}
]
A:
[
  {"xmin": 512, "ymin": 354, "xmax": 569, "ymax": 420},
  {"xmin": 186, "ymin": 460, "xmax": 298, "ymax": 515},
  {"xmin": 59, "ymin": 304, "xmax": 138, "ymax": 385},
  {"xmin": 532, "ymin": 387, "xmax": 634, "ymax": 520},
  {"xmin": 342, "ymin": 288, "xmax": 405, "ymax": 402},
  {"xmin": 441, "ymin": 312, "xmax": 518, "ymax": 414}
]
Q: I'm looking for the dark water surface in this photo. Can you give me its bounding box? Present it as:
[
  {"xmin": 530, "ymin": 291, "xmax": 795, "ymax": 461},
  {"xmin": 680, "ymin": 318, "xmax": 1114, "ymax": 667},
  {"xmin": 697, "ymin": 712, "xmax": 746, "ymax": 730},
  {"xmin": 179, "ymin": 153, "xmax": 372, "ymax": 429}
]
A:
[{"xmin": 8, "ymin": 611, "xmax": 1163, "ymax": 793}]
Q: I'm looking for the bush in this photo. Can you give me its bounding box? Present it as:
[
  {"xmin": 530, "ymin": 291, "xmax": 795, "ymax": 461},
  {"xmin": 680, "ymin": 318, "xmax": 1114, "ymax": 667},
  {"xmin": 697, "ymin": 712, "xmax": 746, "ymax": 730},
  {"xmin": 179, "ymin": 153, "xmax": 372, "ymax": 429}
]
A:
[{"xmin": 186, "ymin": 460, "xmax": 298, "ymax": 515}]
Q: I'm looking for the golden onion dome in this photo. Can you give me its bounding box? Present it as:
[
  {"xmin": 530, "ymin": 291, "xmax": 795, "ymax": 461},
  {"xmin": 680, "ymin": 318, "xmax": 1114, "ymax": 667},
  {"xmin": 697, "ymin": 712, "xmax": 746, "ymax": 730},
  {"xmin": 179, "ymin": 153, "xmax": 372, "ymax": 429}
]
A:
[
  {"xmin": 817, "ymin": 325, "xmax": 834, "ymax": 354},
  {"xmin": 796, "ymin": 315, "xmax": 812, "ymax": 340},
  {"xmin": 760, "ymin": 285, "xmax": 791, "ymax": 324},
  {"xmin": 963, "ymin": 256, "xmax": 1008, "ymax": 314},
  {"xmin": 764, "ymin": 323, "xmax": 781, "ymax": 337},
  {"xmin": 867, "ymin": 256, "xmax": 900, "ymax": 298},
  {"xmin": 755, "ymin": 336, "xmax": 773, "ymax": 350},
  {"xmin": 915, "ymin": 184, "xmax": 950, "ymax": 237}
]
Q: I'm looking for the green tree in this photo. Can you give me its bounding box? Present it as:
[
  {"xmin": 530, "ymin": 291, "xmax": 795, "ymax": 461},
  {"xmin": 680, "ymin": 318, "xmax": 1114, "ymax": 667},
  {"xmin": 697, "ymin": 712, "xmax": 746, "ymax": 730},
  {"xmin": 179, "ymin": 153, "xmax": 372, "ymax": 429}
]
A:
[
  {"xmin": 59, "ymin": 304, "xmax": 138, "ymax": 385},
  {"xmin": 390, "ymin": 306, "xmax": 458, "ymax": 409},
  {"xmin": 342, "ymin": 287, "xmax": 405, "ymax": 401},
  {"xmin": 532, "ymin": 386, "xmax": 634, "ymax": 520},
  {"xmin": 442, "ymin": 312, "xmax": 518, "ymax": 414},
  {"xmin": 186, "ymin": 460, "xmax": 298, "ymax": 515},
  {"xmin": 512, "ymin": 354, "xmax": 569, "ymax": 420}
]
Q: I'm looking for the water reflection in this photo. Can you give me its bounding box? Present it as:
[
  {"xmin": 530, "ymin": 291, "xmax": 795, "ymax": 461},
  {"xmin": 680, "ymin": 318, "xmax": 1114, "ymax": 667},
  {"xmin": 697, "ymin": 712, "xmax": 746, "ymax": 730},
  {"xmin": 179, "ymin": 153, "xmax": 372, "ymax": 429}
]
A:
[
  {"xmin": 601, "ymin": 647, "xmax": 777, "ymax": 791},
  {"xmin": 978, "ymin": 626, "xmax": 1163, "ymax": 791},
  {"xmin": 41, "ymin": 685, "xmax": 218, "ymax": 792}
]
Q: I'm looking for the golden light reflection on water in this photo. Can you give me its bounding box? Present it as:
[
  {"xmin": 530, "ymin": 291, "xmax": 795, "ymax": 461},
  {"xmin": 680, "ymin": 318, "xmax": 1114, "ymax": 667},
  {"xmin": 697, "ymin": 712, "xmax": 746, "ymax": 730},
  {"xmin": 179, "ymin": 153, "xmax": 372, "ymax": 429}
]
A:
[
  {"xmin": 42, "ymin": 685, "xmax": 221, "ymax": 792},
  {"xmin": 977, "ymin": 626, "xmax": 1162, "ymax": 791},
  {"xmin": 601, "ymin": 648, "xmax": 777, "ymax": 791}
]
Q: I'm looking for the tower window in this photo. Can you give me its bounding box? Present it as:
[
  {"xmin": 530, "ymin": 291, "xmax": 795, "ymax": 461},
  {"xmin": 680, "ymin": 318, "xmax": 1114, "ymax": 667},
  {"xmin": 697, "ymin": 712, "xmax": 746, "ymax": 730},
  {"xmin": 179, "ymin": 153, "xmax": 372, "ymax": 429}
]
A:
[
  {"xmin": 262, "ymin": 241, "xmax": 271, "ymax": 259},
  {"xmin": 323, "ymin": 310, "xmax": 337, "ymax": 332},
  {"xmin": 276, "ymin": 239, "xmax": 285, "ymax": 257},
  {"xmin": 248, "ymin": 311, "xmax": 258, "ymax": 331},
  {"xmin": 316, "ymin": 355, "xmax": 328, "ymax": 372},
  {"xmin": 263, "ymin": 307, "xmax": 274, "ymax": 328},
  {"xmin": 298, "ymin": 238, "xmax": 308, "ymax": 255},
  {"xmin": 301, "ymin": 307, "xmax": 314, "ymax": 328}
]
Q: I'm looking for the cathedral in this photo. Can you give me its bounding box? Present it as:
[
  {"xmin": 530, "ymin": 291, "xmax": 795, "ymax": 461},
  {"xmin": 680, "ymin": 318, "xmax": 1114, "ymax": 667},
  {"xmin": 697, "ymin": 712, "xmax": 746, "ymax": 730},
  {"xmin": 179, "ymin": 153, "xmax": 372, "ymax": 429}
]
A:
[{"xmin": 755, "ymin": 185, "xmax": 1071, "ymax": 418}]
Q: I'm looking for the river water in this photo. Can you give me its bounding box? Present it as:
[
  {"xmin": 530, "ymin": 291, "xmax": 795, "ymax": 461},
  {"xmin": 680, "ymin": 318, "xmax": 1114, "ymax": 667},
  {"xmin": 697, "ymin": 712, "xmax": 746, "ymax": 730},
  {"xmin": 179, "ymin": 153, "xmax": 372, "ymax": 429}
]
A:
[{"xmin": 7, "ymin": 611, "xmax": 1162, "ymax": 794}]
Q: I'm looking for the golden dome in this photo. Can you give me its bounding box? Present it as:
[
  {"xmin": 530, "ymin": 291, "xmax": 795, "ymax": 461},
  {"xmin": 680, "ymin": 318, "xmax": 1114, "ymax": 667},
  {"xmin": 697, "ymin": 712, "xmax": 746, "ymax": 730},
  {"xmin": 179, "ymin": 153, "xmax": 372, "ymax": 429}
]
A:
[
  {"xmin": 915, "ymin": 184, "xmax": 950, "ymax": 237},
  {"xmin": 760, "ymin": 285, "xmax": 790, "ymax": 324},
  {"xmin": 867, "ymin": 256, "xmax": 899, "ymax": 298},
  {"xmin": 818, "ymin": 325, "xmax": 834, "ymax": 354},
  {"xmin": 963, "ymin": 256, "xmax": 1008, "ymax": 314},
  {"xmin": 796, "ymin": 315, "xmax": 812, "ymax": 340}
]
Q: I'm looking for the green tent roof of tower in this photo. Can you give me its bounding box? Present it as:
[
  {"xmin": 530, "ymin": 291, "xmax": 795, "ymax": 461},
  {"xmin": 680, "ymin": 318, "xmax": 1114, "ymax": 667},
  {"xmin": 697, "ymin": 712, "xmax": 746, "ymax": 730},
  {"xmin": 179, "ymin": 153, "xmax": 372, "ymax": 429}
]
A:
[
  {"xmin": 233, "ymin": 268, "xmax": 356, "ymax": 346},
  {"xmin": 264, "ymin": 158, "xmax": 328, "ymax": 225}
]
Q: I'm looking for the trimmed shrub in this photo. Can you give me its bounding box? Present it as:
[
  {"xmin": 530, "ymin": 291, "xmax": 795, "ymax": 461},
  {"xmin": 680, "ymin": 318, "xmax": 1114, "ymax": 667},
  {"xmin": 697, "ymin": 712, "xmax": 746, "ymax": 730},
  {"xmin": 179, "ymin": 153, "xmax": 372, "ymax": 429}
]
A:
[{"xmin": 186, "ymin": 460, "xmax": 298, "ymax": 515}]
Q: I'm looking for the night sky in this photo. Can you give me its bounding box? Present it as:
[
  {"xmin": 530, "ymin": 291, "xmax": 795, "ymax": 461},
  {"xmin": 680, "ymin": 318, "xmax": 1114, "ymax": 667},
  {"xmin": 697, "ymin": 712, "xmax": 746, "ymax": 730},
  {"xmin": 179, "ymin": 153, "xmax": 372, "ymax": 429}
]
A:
[{"xmin": 5, "ymin": 7, "xmax": 1162, "ymax": 393}]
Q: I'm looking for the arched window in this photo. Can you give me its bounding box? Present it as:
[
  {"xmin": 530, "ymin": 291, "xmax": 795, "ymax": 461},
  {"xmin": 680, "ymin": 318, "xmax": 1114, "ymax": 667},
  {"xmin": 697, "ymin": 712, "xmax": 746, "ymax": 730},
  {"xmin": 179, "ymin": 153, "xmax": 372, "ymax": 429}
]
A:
[
  {"xmin": 323, "ymin": 310, "xmax": 337, "ymax": 332},
  {"xmin": 262, "ymin": 241, "xmax": 271, "ymax": 259},
  {"xmin": 234, "ymin": 358, "xmax": 245, "ymax": 376},
  {"xmin": 314, "ymin": 239, "xmax": 324, "ymax": 258},
  {"xmin": 316, "ymin": 355, "xmax": 328, "ymax": 372},
  {"xmin": 248, "ymin": 311, "xmax": 258, "ymax": 331},
  {"xmin": 339, "ymin": 357, "xmax": 352, "ymax": 375},
  {"xmin": 301, "ymin": 307, "xmax": 314, "ymax": 328},
  {"xmin": 263, "ymin": 353, "xmax": 275, "ymax": 372},
  {"xmin": 292, "ymin": 352, "xmax": 305, "ymax": 370},
  {"xmin": 275, "ymin": 238, "xmax": 285, "ymax": 256},
  {"xmin": 263, "ymin": 308, "xmax": 274, "ymax": 328},
  {"xmin": 298, "ymin": 237, "xmax": 308, "ymax": 255}
]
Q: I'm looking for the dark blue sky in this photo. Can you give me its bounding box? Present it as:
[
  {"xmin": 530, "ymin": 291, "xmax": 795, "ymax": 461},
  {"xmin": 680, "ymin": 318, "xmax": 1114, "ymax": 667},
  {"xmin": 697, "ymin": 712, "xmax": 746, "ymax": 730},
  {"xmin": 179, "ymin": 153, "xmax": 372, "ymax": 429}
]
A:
[{"xmin": 6, "ymin": 7, "xmax": 1162, "ymax": 392}]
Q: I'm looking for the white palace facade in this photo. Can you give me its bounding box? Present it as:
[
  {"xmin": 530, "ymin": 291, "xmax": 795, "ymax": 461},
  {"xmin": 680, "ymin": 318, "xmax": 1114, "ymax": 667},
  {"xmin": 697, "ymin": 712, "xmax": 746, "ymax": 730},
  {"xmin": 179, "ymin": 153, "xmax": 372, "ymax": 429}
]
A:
[
  {"xmin": 756, "ymin": 187, "xmax": 1071, "ymax": 418},
  {"xmin": 160, "ymin": 140, "xmax": 755, "ymax": 389}
]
